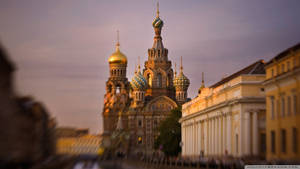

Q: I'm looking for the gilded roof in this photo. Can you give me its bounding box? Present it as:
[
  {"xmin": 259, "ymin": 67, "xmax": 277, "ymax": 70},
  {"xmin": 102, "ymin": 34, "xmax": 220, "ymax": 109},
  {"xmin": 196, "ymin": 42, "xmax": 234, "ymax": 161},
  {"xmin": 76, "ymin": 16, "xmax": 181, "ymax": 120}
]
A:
[{"xmin": 108, "ymin": 44, "xmax": 127, "ymax": 64}]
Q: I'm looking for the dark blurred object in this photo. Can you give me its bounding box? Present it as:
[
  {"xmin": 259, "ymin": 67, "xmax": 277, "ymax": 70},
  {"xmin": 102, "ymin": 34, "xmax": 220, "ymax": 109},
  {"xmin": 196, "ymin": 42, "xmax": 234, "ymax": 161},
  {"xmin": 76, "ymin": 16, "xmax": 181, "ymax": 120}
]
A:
[{"xmin": 0, "ymin": 43, "xmax": 56, "ymax": 168}]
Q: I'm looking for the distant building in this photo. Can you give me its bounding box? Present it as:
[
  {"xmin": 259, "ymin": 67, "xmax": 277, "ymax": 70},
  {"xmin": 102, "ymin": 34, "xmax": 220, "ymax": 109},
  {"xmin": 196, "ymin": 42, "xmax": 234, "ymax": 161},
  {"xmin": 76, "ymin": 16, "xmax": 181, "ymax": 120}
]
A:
[
  {"xmin": 56, "ymin": 127, "xmax": 89, "ymax": 138},
  {"xmin": 263, "ymin": 43, "xmax": 300, "ymax": 161},
  {"xmin": 56, "ymin": 134, "xmax": 102, "ymax": 155},
  {"xmin": 180, "ymin": 60, "xmax": 266, "ymax": 158}
]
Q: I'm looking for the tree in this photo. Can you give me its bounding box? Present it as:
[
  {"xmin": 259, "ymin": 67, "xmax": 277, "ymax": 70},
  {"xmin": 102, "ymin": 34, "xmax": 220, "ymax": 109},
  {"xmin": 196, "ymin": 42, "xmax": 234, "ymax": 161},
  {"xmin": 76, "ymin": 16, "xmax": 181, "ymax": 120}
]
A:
[{"xmin": 154, "ymin": 106, "xmax": 182, "ymax": 157}]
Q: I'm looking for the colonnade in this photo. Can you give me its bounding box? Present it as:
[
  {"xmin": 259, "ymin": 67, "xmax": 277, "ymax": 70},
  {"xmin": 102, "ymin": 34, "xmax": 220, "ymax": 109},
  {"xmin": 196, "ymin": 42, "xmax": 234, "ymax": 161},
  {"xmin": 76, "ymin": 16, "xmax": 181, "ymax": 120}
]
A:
[{"xmin": 182, "ymin": 111, "xmax": 259, "ymax": 157}]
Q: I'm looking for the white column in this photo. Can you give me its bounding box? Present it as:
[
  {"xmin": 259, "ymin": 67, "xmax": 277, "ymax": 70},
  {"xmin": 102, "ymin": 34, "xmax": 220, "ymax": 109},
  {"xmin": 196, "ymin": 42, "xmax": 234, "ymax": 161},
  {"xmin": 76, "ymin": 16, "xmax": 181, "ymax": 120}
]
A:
[
  {"xmin": 222, "ymin": 115, "xmax": 226, "ymax": 155},
  {"xmin": 211, "ymin": 118, "xmax": 214, "ymax": 155},
  {"xmin": 227, "ymin": 115, "xmax": 232, "ymax": 155},
  {"xmin": 252, "ymin": 112, "xmax": 258, "ymax": 155},
  {"xmin": 182, "ymin": 125, "xmax": 185, "ymax": 155},
  {"xmin": 189, "ymin": 125, "xmax": 192, "ymax": 155},
  {"xmin": 213, "ymin": 118, "xmax": 216, "ymax": 155},
  {"xmin": 208, "ymin": 119, "xmax": 211, "ymax": 155},
  {"xmin": 215, "ymin": 117, "xmax": 218, "ymax": 155},
  {"xmin": 244, "ymin": 112, "xmax": 251, "ymax": 155},
  {"xmin": 218, "ymin": 117, "xmax": 222, "ymax": 155},
  {"xmin": 199, "ymin": 122, "xmax": 202, "ymax": 155},
  {"xmin": 204, "ymin": 120, "xmax": 208, "ymax": 156}
]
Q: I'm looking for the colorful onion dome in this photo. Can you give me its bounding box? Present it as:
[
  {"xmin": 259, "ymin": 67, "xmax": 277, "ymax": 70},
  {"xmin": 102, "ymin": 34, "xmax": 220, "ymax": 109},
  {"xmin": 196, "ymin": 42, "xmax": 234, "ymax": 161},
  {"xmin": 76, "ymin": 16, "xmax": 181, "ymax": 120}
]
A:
[
  {"xmin": 174, "ymin": 72, "xmax": 190, "ymax": 90},
  {"xmin": 152, "ymin": 17, "xmax": 164, "ymax": 29},
  {"xmin": 130, "ymin": 71, "xmax": 148, "ymax": 90},
  {"xmin": 108, "ymin": 44, "xmax": 127, "ymax": 64}
]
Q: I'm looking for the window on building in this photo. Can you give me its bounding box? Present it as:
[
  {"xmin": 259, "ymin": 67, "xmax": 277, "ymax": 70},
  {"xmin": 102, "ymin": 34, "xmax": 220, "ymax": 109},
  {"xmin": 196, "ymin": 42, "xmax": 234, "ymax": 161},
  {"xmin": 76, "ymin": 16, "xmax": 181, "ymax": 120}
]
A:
[
  {"xmin": 293, "ymin": 57, "xmax": 297, "ymax": 68},
  {"xmin": 138, "ymin": 119, "xmax": 142, "ymax": 127},
  {"xmin": 260, "ymin": 133, "xmax": 266, "ymax": 153},
  {"xmin": 293, "ymin": 95, "xmax": 298, "ymax": 114},
  {"xmin": 277, "ymin": 99, "xmax": 280, "ymax": 118},
  {"xmin": 281, "ymin": 96, "xmax": 285, "ymax": 117},
  {"xmin": 271, "ymin": 97, "xmax": 275, "ymax": 119},
  {"xmin": 281, "ymin": 64, "xmax": 285, "ymax": 73},
  {"xmin": 147, "ymin": 73, "xmax": 152, "ymax": 87},
  {"xmin": 154, "ymin": 119, "xmax": 158, "ymax": 129},
  {"xmin": 281, "ymin": 129, "xmax": 286, "ymax": 153},
  {"xmin": 157, "ymin": 73, "xmax": 162, "ymax": 87},
  {"xmin": 288, "ymin": 96, "xmax": 292, "ymax": 116},
  {"xmin": 271, "ymin": 69, "xmax": 274, "ymax": 77},
  {"xmin": 293, "ymin": 128, "xmax": 298, "ymax": 153},
  {"xmin": 116, "ymin": 85, "xmax": 121, "ymax": 94},
  {"xmin": 287, "ymin": 61, "xmax": 290, "ymax": 71},
  {"xmin": 138, "ymin": 136, "xmax": 142, "ymax": 144},
  {"xmin": 271, "ymin": 131, "xmax": 276, "ymax": 153}
]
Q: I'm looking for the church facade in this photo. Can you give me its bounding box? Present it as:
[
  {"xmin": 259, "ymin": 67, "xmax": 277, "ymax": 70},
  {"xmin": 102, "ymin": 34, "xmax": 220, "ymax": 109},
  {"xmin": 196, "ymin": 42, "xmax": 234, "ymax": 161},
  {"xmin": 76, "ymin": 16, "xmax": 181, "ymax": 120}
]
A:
[{"xmin": 101, "ymin": 4, "xmax": 190, "ymax": 155}]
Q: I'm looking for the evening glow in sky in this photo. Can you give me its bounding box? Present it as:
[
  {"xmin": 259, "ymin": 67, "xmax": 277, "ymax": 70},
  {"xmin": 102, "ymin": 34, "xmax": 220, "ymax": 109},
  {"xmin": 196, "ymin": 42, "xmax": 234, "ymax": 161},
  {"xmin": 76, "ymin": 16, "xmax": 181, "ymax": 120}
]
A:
[{"xmin": 0, "ymin": 0, "xmax": 300, "ymax": 133}]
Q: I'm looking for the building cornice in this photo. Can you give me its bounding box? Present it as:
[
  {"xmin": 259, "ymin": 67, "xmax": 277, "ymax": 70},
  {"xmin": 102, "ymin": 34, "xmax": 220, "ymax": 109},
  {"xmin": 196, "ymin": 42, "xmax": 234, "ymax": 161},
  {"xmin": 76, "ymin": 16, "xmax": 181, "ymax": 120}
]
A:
[{"xmin": 180, "ymin": 97, "xmax": 265, "ymax": 123}]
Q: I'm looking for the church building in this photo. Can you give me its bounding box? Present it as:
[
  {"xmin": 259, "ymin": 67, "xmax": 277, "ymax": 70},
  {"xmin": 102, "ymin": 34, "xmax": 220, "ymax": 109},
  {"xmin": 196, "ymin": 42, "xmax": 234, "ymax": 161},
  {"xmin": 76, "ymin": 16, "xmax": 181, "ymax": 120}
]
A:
[{"xmin": 101, "ymin": 3, "xmax": 190, "ymax": 155}]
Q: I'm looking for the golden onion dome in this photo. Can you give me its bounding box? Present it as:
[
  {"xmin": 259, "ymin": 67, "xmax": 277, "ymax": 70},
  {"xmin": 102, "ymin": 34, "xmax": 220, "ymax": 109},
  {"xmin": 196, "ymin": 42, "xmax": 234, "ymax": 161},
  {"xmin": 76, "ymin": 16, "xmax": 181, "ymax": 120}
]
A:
[{"xmin": 108, "ymin": 43, "xmax": 127, "ymax": 64}]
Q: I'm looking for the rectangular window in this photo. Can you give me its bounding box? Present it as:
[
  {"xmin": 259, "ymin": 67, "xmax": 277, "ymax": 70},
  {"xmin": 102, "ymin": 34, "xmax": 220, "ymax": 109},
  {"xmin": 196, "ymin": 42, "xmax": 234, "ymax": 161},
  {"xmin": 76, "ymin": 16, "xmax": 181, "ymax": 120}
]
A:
[
  {"xmin": 287, "ymin": 96, "xmax": 292, "ymax": 116},
  {"xmin": 293, "ymin": 128, "xmax": 298, "ymax": 153},
  {"xmin": 281, "ymin": 96, "xmax": 285, "ymax": 117},
  {"xmin": 287, "ymin": 61, "xmax": 290, "ymax": 71},
  {"xmin": 281, "ymin": 129, "xmax": 286, "ymax": 153},
  {"xmin": 281, "ymin": 64, "xmax": 285, "ymax": 73},
  {"xmin": 138, "ymin": 119, "xmax": 143, "ymax": 127},
  {"xmin": 271, "ymin": 131, "xmax": 276, "ymax": 153},
  {"xmin": 271, "ymin": 69, "xmax": 274, "ymax": 77},
  {"xmin": 271, "ymin": 97, "xmax": 275, "ymax": 119},
  {"xmin": 277, "ymin": 99, "xmax": 280, "ymax": 118},
  {"xmin": 260, "ymin": 133, "xmax": 266, "ymax": 153},
  {"xmin": 293, "ymin": 95, "xmax": 298, "ymax": 114}
]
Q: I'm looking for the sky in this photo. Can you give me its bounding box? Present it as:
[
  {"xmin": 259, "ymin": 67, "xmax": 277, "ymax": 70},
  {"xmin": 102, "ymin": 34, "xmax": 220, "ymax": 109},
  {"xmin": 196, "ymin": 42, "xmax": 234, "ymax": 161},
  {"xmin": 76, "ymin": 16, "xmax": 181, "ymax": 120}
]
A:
[{"xmin": 0, "ymin": 0, "xmax": 300, "ymax": 133}]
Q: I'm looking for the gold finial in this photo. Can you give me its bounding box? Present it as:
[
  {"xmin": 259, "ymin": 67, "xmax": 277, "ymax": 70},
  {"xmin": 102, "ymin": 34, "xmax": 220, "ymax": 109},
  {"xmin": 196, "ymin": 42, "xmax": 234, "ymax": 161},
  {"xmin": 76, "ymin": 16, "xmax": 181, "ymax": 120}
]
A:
[
  {"xmin": 174, "ymin": 63, "xmax": 177, "ymax": 76},
  {"xmin": 156, "ymin": 1, "xmax": 160, "ymax": 18},
  {"xmin": 134, "ymin": 64, "xmax": 137, "ymax": 74},
  {"xmin": 180, "ymin": 56, "xmax": 183, "ymax": 73},
  {"xmin": 138, "ymin": 56, "xmax": 141, "ymax": 72}
]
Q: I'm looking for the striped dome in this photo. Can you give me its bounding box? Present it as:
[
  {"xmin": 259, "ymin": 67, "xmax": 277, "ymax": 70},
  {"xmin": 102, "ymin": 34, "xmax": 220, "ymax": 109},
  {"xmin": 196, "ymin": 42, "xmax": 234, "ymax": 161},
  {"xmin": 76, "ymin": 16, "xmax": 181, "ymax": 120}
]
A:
[
  {"xmin": 130, "ymin": 71, "xmax": 148, "ymax": 91},
  {"xmin": 173, "ymin": 72, "xmax": 190, "ymax": 90},
  {"xmin": 152, "ymin": 17, "xmax": 164, "ymax": 29}
]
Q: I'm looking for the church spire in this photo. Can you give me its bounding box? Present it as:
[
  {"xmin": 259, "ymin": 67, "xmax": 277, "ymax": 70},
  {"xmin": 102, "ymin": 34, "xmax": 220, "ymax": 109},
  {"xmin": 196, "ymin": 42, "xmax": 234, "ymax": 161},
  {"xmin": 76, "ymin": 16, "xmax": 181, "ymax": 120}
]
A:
[
  {"xmin": 174, "ymin": 63, "xmax": 177, "ymax": 77},
  {"xmin": 180, "ymin": 56, "xmax": 183, "ymax": 73},
  {"xmin": 156, "ymin": 2, "xmax": 160, "ymax": 18},
  {"xmin": 116, "ymin": 30, "xmax": 120, "ymax": 51},
  {"xmin": 138, "ymin": 56, "xmax": 141, "ymax": 72},
  {"xmin": 201, "ymin": 72, "xmax": 205, "ymax": 88}
]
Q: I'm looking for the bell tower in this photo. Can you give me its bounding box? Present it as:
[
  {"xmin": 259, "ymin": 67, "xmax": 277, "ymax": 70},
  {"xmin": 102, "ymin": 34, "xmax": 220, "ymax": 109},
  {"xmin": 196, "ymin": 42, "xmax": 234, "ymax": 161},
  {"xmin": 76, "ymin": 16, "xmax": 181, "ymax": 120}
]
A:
[
  {"xmin": 143, "ymin": 2, "xmax": 175, "ymax": 98},
  {"xmin": 102, "ymin": 31, "xmax": 130, "ymax": 137}
]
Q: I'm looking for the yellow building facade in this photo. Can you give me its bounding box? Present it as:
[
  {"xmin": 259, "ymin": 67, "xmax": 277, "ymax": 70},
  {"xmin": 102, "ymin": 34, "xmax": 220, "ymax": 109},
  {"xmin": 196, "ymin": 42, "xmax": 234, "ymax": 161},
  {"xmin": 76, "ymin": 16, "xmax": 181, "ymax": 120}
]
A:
[
  {"xmin": 56, "ymin": 135, "xmax": 102, "ymax": 155},
  {"xmin": 180, "ymin": 60, "xmax": 266, "ymax": 158},
  {"xmin": 263, "ymin": 43, "xmax": 300, "ymax": 161}
]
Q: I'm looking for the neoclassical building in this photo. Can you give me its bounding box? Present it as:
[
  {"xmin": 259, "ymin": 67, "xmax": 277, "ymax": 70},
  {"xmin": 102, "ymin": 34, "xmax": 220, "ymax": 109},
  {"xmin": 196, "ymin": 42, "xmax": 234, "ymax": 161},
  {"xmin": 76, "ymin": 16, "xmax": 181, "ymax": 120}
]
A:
[
  {"xmin": 180, "ymin": 60, "xmax": 266, "ymax": 158},
  {"xmin": 101, "ymin": 4, "xmax": 190, "ymax": 155},
  {"xmin": 263, "ymin": 43, "xmax": 300, "ymax": 161}
]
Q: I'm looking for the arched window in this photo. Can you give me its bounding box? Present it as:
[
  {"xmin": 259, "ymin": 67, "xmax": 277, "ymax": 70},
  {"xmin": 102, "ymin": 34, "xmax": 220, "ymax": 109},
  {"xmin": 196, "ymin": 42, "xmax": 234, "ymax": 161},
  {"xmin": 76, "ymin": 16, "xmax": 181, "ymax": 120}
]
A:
[
  {"xmin": 147, "ymin": 73, "xmax": 152, "ymax": 87},
  {"xmin": 116, "ymin": 84, "xmax": 121, "ymax": 94},
  {"xmin": 157, "ymin": 73, "xmax": 162, "ymax": 87},
  {"xmin": 107, "ymin": 84, "xmax": 112, "ymax": 93}
]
